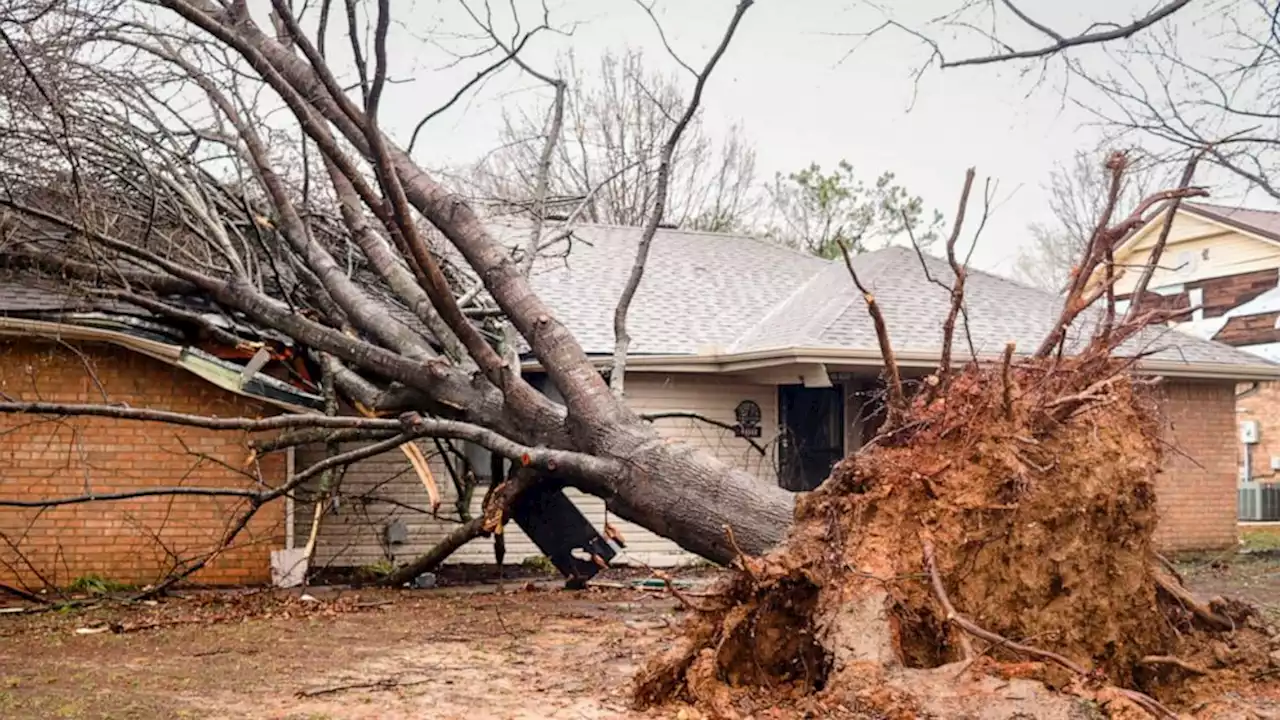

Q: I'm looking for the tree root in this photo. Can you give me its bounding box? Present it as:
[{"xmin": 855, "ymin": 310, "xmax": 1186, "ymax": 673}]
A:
[
  {"xmin": 1150, "ymin": 561, "xmax": 1234, "ymax": 631},
  {"xmin": 923, "ymin": 540, "xmax": 1088, "ymax": 675},
  {"xmin": 1138, "ymin": 655, "xmax": 1209, "ymax": 676}
]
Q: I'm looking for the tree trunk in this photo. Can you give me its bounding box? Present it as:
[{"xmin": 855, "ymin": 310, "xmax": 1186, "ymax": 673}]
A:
[
  {"xmin": 586, "ymin": 427, "xmax": 796, "ymax": 562},
  {"xmin": 146, "ymin": 0, "xmax": 802, "ymax": 567}
]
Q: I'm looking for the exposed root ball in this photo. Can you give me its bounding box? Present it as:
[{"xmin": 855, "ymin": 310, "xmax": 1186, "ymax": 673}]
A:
[{"xmin": 634, "ymin": 358, "xmax": 1275, "ymax": 719}]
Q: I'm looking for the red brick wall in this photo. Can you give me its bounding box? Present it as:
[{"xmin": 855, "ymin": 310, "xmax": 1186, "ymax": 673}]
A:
[
  {"xmin": 1155, "ymin": 380, "xmax": 1239, "ymax": 551},
  {"xmin": 1237, "ymin": 380, "xmax": 1280, "ymax": 483},
  {"xmin": 1118, "ymin": 268, "xmax": 1278, "ymax": 322},
  {"xmin": 0, "ymin": 341, "xmax": 285, "ymax": 589}
]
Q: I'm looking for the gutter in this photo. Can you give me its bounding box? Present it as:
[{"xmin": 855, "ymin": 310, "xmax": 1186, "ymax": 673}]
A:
[
  {"xmin": 521, "ymin": 345, "xmax": 1280, "ymax": 382},
  {"xmin": 0, "ymin": 316, "xmax": 183, "ymax": 363}
]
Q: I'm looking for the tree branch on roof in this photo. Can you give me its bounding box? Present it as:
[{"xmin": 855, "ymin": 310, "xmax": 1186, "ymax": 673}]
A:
[{"xmin": 0, "ymin": 245, "xmax": 197, "ymax": 295}]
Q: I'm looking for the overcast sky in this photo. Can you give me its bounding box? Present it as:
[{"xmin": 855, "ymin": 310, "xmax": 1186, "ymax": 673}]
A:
[{"xmin": 281, "ymin": 0, "xmax": 1265, "ymax": 277}]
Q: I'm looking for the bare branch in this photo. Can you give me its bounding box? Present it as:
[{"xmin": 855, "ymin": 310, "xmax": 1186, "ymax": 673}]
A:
[
  {"xmin": 933, "ymin": 168, "xmax": 976, "ymax": 396},
  {"xmin": 610, "ymin": 0, "xmax": 755, "ymax": 396},
  {"xmin": 838, "ymin": 239, "xmax": 907, "ymax": 430},
  {"xmin": 1122, "ymin": 149, "xmax": 1206, "ymax": 323},
  {"xmin": 943, "ymin": 0, "xmax": 1192, "ymax": 68}
]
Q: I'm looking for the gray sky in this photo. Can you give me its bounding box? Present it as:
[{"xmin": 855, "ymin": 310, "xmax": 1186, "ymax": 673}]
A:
[{"xmin": 289, "ymin": 0, "xmax": 1264, "ymax": 276}]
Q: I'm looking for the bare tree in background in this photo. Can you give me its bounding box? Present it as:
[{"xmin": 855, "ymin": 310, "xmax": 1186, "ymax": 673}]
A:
[
  {"xmin": 460, "ymin": 47, "xmax": 760, "ymax": 232},
  {"xmin": 1014, "ymin": 150, "xmax": 1169, "ymax": 291},
  {"xmin": 852, "ymin": 0, "xmax": 1193, "ymax": 71},
  {"xmin": 1066, "ymin": 1, "xmax": 1280, "ymax": 204},
  {"xmin": 0, "ymin": 0, "xmax": 790, "ymax": 588}
]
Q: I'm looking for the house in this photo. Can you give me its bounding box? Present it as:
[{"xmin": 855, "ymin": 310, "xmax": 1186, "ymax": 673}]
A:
[
  {"xmin": 2, "ymin": 221, "xmax": 1275, "ymax": 588},
  {"xmin": 1106, "ymin": 201, "xmax": 1280, "ymax": 523},
  {"xmin": 254, "ymin": 221, "xmax": 1280, "ymax": 571}
]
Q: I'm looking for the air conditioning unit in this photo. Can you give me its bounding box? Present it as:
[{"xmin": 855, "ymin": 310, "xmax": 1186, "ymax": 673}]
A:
[
  {"xmin": 1239, "ymin": 483, "xmax": 1280, "ymax": 522},
  {"xmin": 1241, "ymin": 420, "xmax": 1261, "ymax": 445}
]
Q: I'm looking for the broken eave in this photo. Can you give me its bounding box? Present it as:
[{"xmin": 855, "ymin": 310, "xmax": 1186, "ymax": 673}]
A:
[{"xmin": 0, "ymin": 316, "xmax": 325, "ymax": 413}]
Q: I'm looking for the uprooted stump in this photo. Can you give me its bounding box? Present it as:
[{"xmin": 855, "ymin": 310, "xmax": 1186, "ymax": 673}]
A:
[{"xmin": 634, "ymin": 356, "xmax": 1277, "ymax": 719}]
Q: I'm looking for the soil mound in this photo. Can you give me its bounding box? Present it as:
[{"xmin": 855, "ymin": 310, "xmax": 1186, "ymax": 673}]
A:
[{"xmin": 635, "ymin": 357, "xmax": 1276, "ymax": 719}]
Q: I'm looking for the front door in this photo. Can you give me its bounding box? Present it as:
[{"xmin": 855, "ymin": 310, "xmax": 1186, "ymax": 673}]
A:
[{"xmin": 778, "ymin": 384, "xmax": 845, "ymax": 491}]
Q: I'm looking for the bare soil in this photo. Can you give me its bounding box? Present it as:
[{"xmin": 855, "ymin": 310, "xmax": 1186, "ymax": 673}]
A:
[
  {"xmin": 0, "ymin": 581, "xmax": 687, "ymax": 720},
  {"xmin": 0, "ymin": 556, "xmax": 1275, "ymax": 719}
]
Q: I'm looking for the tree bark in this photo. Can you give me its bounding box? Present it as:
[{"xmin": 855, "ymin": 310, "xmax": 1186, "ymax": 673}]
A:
[
  {"xmin": 592, "ymin": 432, "xmax": 796, "ymax": 561},
  {"xmin": 164, "ymin": 0, "xmax": 798, "ymax": 564}
]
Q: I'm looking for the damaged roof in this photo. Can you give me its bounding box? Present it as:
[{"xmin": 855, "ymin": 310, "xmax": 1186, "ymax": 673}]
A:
[
  {"xmin": 0, "ymin": 271, "xmax": 325, "ymax": 411},
  {"xmin": 2, "ymin": 220, "xmax": 1275, "ymax": 385}
]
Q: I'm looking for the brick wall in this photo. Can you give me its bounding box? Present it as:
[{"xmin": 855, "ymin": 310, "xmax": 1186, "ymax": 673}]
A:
[
  {"xmin": 0, "ymin": 341, "xmax": 285, "ymax": 589},
  {"xmin": 1118, "ymin": 268, "xmax": 1278, "ymax": 322},
  {"xmin": 1216, "ymin": 312, "xmax": 1280, "ymax": 346},
  {"xmin": 1155, "ymin": 380, "xmax": 1239, "ymax": 551},
  {"xmin": 1237, "ymin": 380, "xmax": 1280, "ymax": 483}
]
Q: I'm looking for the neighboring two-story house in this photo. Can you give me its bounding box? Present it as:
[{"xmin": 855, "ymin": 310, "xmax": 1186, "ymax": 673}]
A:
[{"xmin": 1109, "ymin": 202, "xmax": 1280, "ymax": 522}]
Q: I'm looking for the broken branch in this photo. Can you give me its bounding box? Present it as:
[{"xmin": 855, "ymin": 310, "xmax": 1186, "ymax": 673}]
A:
[
  {"xmin": 838, "ymin": 239, "xmax": 907, "ymax": 429},
  {"xmin": 933, "ymin": 167, "xmax": 976, "ymax": 397}
]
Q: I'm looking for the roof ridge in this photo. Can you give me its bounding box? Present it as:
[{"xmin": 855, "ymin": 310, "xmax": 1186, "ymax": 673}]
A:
[
  {"xmin": 1185, "ymin": 200, "xmax": 1280, "ymax": 215},
  {"xmin": 487, "ymin": 215, "xmax": 832, "ymax": 262},
  {"xmin": 727, "ymin": 259, "xmax": 836, "ymax": 352},
  {"xmin": 1179, "ymin": 202, "xmax": 1280, "ymax": 245}
]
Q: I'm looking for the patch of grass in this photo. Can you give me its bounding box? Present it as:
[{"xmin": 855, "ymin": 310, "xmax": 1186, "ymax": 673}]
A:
[
  {"xmin": 1241, "ymin": 527, "xmax": 1280, "ymax": 552},
  {"xmin": 65, "ymin": 575, "xmax": 133, "ymax": 595},
  {"xmin": 520, "ymin": 555, "xmax": 555, "ymax": 573},
  {"xmin": 355, "ymin": 559, "xmax": 396, "ymax": 582}
]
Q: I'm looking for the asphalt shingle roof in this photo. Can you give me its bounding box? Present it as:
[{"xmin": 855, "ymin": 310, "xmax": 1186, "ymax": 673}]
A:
[
  {"xmin": 497, "ymin": 223, "xmax": 1269, "ymax": 369},
  {"xmin": 734, "ymin": 245, "xmax": 1262, "ymax": 366},
  {"xmin": 2, "ymin": 222, "xmax": 1270, "ymax": 372},
  {"xmin": 485, "ymin": 221, "xmax": 830, "ymax": 356}
]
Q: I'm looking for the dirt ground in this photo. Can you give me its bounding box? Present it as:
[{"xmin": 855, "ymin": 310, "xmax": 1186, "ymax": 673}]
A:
[{"xmin": 0, "ymin": 556, "xmax": 1277, "ymax": 720}]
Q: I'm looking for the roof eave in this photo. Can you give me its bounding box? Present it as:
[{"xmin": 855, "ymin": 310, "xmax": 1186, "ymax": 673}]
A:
[
  {"xmin": 0, "ymin": 317, "xmax": 322, "ymax": 413},
  {"xmin": 521, "ymin": 345, "xmax": 1280, "ymax": 382}
]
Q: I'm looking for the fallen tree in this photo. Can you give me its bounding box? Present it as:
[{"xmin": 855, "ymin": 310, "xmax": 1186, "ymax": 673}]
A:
[
  {"xmin": 634, "ymin": 157, "xmax": 1279, "ymax": 718},
  {"xmin": 0, "ymin": 0, "xmax": 793, "ymax": 585}
]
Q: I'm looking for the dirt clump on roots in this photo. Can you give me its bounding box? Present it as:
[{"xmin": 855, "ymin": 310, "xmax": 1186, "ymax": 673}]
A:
[{"xmin": 633, "ymin": 357, "xmax": 1277, "ymax": 719}]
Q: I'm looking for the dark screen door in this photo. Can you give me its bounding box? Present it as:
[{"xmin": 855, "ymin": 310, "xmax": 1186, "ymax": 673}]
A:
[{"xmin": 778, "ymin": 385, "xmax": 845, "ymax": 491}]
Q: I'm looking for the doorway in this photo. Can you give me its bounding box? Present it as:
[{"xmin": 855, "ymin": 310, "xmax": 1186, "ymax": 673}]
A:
[{"xmin": 778, "ymin": 384, "xmax": 845, "ymax": 491}]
